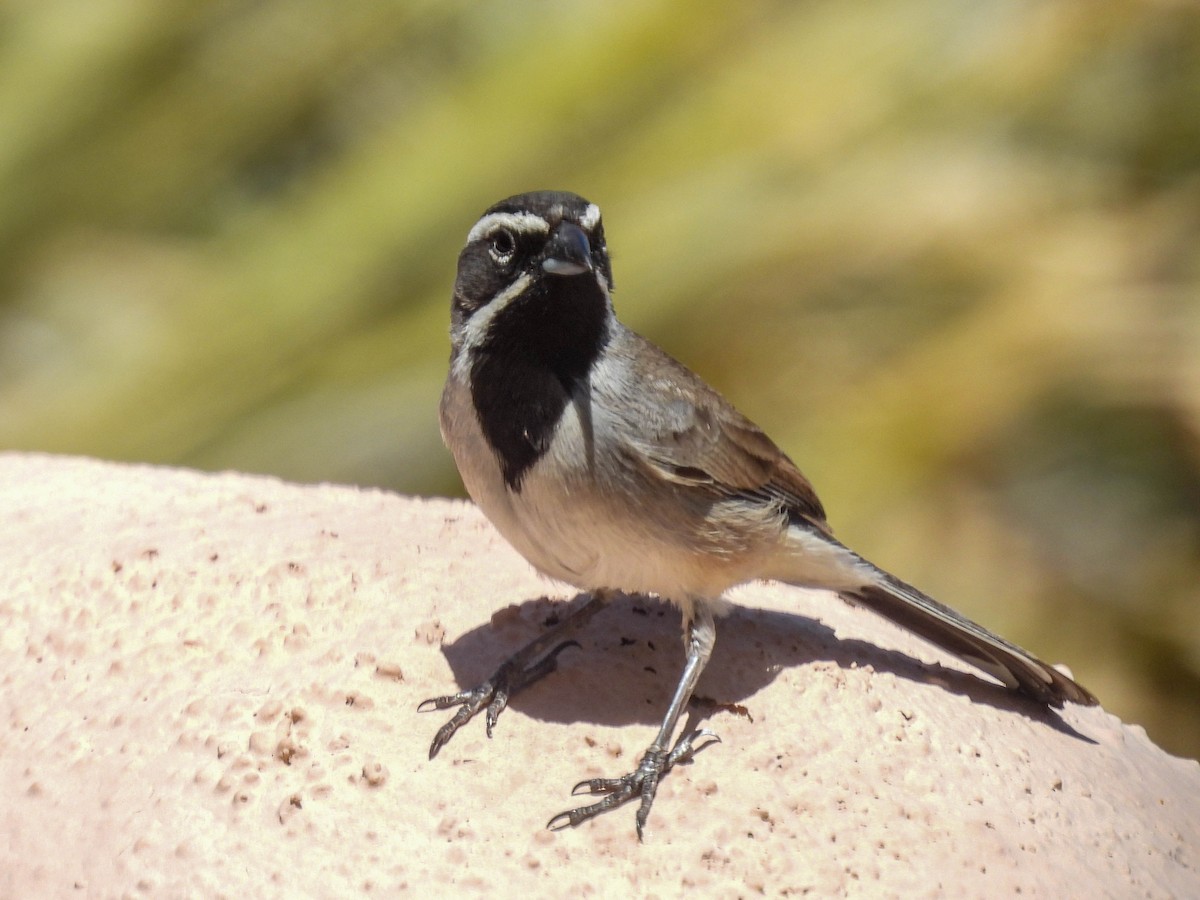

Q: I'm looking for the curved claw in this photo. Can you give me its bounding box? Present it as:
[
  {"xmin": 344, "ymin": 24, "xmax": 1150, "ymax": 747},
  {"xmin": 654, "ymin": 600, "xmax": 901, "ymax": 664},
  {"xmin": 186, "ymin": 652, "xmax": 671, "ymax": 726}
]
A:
[
  {"xmin": 421, "ymin": 640, "xmax": 587, "ymax": 759},
  {"xmin": 548, "ymin": 730, "xmax": 721, "ymax": 839},
  {"xmin": 570, "ymin": 775, "xmax": 623, "ymax": 796},
  {"xmin": 422, "ymin": 682, "xmax": 501, "ymax": 758},
  {"xmin": 667, "ymin": 728, "xmax": 721, "ymax": 766},
  {"xmin": 427, "ymin": 704, "xmax": 478, "ymax": 759},
  {"xmin": 546, "ymin": 810, "xmax": 576, "ymax": 832},
  {"xmin": 417, "ymin": 692, "xmax": 471, "ymax": 713},
  {"xmin": 570, "ymin": 779, "xmax": 592, "ymax": 796},
  {"xmin": 484, "ymin": 693, "xmax": 509, "ymax": 739},
  {"xmin": 548, "ymin": 788, "xmax": 638, "ymax": 835}
]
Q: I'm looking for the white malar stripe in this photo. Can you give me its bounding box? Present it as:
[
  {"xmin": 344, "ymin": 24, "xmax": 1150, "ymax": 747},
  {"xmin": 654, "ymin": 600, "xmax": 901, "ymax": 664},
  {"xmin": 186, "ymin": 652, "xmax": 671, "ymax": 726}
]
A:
[
  {"xmin": 579, "ymin": 203, "xmax": 602, "ymax": 232},
  {"xmin": 466, "ymin": 212, "xmax": 550, "ymax": 246},
  {"xmin": 451, "ymin": 271, "xmax": 535, "ymax": 379}
]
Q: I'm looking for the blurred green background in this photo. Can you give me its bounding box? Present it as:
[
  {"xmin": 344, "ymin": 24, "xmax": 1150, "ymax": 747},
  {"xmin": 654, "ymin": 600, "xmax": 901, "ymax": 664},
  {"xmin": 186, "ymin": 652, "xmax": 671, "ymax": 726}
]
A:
[{"xmin": 1, "ymin": 1, "xmax": 1197, "ymax": 758}]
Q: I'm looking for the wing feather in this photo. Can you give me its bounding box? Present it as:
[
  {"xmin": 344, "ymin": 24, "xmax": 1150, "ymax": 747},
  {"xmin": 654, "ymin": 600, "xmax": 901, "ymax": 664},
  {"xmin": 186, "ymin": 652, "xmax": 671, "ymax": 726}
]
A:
[{"xmin": 607, "ymin": 328, "xmax": 830, "ymax": 533}]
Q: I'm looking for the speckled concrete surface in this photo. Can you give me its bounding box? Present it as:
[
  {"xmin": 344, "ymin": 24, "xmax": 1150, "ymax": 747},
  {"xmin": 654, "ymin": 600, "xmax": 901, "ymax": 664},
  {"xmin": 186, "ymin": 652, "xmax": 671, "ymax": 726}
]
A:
[{"xmin": 1, "ymin": 453, "xmax": 1197, "ymax": 898}]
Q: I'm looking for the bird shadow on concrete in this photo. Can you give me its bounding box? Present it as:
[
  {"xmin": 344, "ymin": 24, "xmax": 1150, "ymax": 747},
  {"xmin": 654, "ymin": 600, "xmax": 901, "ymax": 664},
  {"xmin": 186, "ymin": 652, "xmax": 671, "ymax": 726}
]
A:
[{"xmin": 427, "ymin": 590, "xmax": 1095, "ymax": 746}]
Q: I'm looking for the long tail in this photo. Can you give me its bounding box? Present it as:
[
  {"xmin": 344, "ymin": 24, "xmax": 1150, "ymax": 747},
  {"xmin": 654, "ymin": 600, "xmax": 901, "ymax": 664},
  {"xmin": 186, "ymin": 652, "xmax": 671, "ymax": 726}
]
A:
[{"xmin": 837, "ymin": 554, "xmax": 1097, "ymax": 707}]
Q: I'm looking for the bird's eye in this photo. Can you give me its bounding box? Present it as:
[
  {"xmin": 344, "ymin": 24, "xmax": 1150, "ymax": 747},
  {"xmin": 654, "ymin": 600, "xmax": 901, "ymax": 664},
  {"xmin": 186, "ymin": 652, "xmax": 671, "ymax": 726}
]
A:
[{"xmin": 488, "ymin": 229, "xmax": 516, "ymax": 262}]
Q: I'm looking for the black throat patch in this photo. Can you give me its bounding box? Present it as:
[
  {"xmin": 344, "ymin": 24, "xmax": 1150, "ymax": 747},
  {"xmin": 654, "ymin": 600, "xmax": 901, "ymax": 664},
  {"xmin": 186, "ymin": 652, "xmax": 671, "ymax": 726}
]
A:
[{"xmin": 469, "ymin": 272, "xmax": 608, "ymax": 491}]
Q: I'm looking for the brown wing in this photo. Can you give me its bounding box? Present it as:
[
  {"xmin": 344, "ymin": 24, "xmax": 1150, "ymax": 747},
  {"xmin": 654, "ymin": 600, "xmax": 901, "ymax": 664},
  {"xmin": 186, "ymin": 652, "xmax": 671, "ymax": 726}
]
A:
[{"xmin": 609, "ymin": 327, "xmax": 831, "ymax": 535}]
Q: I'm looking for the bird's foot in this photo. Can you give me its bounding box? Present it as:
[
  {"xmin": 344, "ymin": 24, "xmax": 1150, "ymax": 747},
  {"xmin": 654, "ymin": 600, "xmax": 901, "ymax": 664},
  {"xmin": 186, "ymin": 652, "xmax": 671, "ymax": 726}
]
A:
[
  {"xmin": 546, "ymin": 729, "xmax": 720, "ymax": 840},
  {"xmin": 418, "ymin": 639, "xmax": 580, "ymax": 758}
]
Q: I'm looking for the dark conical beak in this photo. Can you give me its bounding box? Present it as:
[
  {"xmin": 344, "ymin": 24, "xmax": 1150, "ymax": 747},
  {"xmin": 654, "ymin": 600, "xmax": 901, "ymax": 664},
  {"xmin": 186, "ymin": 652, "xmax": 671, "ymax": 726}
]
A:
[{"xmin": 542, "ymin": 222, "xmax": 593, "ymax": 276}]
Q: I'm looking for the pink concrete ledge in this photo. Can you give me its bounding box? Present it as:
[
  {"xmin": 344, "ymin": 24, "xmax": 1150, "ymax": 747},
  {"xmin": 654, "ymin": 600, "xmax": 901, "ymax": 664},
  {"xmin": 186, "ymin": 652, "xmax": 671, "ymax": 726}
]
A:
[{"xmin": 1, "ymin": 453, "xmax": 1196, "ymax": 896}]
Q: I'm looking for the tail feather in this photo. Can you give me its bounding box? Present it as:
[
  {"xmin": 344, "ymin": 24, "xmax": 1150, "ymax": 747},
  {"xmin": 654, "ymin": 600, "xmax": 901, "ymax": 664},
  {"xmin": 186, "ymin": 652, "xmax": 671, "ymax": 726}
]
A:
[{"xmin": 840, "ymin": 559, "xmax": 1097, "ymax": 708}]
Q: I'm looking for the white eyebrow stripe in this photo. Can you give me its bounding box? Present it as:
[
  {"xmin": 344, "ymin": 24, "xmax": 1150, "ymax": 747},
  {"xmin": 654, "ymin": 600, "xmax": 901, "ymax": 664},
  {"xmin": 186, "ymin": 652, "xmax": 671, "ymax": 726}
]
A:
[
  {"xmin": 579, "ymin": 203, "xmax": 602, "ymax": 231},
  {"xmin": 466, "ymin": 212, "xmax": 550, "ymax": 246}
]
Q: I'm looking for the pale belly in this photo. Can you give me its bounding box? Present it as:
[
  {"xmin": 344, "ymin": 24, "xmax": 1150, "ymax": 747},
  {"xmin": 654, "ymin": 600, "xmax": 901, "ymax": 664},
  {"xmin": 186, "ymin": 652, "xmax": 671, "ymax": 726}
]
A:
[{"xmin": 440, "ymin": 379, "xmax": 774, "ymax": 603}]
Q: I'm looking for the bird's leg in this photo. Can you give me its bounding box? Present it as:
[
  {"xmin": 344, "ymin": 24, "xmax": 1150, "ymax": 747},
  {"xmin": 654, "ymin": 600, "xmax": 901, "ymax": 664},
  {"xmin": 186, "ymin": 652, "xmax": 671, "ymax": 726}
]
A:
[
  {"xmin": 419, "ymin": 590, "xmax": 609, "ymax": 759},
  {"xmin": 547, "ymin": 602, "xmax": 721, "ymax": 840}
]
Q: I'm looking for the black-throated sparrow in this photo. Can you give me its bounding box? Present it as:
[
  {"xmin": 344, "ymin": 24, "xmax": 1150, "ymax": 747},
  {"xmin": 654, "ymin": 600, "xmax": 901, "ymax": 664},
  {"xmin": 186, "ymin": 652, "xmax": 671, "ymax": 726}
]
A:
[{"xmin": 424, "ymin": 190, "xmax": 1097, "ymax": 839}]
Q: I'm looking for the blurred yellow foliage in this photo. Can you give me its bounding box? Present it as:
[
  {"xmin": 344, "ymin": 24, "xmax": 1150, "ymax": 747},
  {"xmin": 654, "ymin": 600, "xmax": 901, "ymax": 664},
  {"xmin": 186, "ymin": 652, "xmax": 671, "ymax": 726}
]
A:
[{"xmin": 1, "ymin": 0, "xmax": 1197, "ymax": 756}]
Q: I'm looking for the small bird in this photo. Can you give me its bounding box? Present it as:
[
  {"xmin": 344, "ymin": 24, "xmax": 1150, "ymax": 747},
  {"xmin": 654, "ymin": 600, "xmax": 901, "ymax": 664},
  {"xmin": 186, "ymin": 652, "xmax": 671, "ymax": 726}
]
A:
[{"xmin": 423, "ymin": 190, "xmax": 1097, "ymax": 839}]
